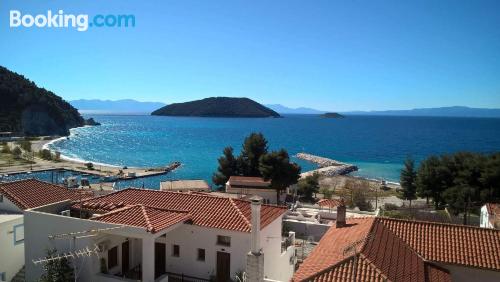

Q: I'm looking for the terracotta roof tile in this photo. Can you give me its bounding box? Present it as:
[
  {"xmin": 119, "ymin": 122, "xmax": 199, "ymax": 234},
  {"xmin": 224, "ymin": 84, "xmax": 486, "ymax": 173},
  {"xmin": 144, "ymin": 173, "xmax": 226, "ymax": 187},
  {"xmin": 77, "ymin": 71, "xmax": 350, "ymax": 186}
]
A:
[
  {"xmin": 379, "ymin": 217, "xmax": 500, "ymax": 271},
  {"xmin": 0, "ymin": 179, "xmax": 84, "ymax": 210},
  {"xmin": 228, "ymin": 176, "xmax": 271, "ymax": 187},
  {"xmin": 73, "ymin": 188, "xmax": 286, "ymax": 232},
  {"xmin": 294, "ymin": 216, "xmax": 500, "ymax": 281},
  {"xmin": 317, "ymin": 199, "xmax": 342, "ymax": 209},
  {"xmin": 91, "ymin": 204, "xmax": 191, "ymax": 233}
]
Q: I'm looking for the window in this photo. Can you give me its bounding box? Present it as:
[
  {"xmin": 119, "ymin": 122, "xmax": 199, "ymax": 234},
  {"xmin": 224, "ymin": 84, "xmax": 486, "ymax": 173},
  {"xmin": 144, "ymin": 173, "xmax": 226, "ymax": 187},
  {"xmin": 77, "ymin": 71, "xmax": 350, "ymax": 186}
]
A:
[
  {"xmin": 13, "ymin": 224, "xmax": 24, "ymax": 245},
  {"xmin": 108, "ymin": 246, "xmax": 118, "ymax": 269},
  {"xmin": 217, "ymin": 235, "xmax": 231, "ymax": 246},
  {"xmin": 0, "ymin": 195, "xmax": 3, "ymax": 203},
  {"xmin": 172, "ymin": 244, "xmax": 180, "ymax": 257},
  {"xmin": 197, "ymin": 248, "xmax": 205, "ymax": 261}
]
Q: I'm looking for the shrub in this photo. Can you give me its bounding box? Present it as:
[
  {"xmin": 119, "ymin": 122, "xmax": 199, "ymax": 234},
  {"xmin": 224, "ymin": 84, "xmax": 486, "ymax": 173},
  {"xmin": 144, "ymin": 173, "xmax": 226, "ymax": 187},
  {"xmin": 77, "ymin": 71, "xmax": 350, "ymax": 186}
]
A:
[
  {"xmin": 320, "ymin": 187, "xmax": 334, "ymax": 199},
  {"xmin": 383, "ymin": 203, "xmax": 399, "ymax": 211},
  {"xmin": 12, "ymin": 146, "xmax": 22, "ymax": 159},
  {"xmin": 1, "ymin": 143, "xmax": 10, "ymax": 154},
  {"xmin": 85, "ymin": 162, "xmax": 94, "ymax": 170},
  {"xmin": 39, "ymin": 149, "xmax": 53, "ymax": 160},
  {"xmin": 16, "ymin": 140, "xmax": 32, "ymax": 152}
]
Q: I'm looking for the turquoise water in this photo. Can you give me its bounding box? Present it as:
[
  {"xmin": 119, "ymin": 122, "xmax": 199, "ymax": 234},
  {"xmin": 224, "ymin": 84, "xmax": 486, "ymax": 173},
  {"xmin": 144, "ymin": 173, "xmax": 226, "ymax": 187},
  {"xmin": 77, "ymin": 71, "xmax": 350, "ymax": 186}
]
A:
[{"xmin": 48, "ymin": 115, "xmax": 500, "ymax": 187}]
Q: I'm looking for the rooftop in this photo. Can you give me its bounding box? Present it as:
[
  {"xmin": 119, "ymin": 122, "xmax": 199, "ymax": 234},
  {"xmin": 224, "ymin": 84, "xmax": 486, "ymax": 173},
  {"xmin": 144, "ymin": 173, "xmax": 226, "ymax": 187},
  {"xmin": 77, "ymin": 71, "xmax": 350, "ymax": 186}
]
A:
[
  {"xmin": 73, "ymin": 188, "xmax": 286, "ymax": 232},
  {"xmin": 228, "ymin": 176, "xmax": 271, "ymax": 188},
  {"xmin": 0, "ymin": 179, "xmax": 86, "ymax": 210},
  {"xmin": 317, "ymin": 199, "xmax": 342, "ymax": 209},
  {"xmin": 91, "ymin": 204, "xmax": 191, "ymax": 233},
  {"xmin": 160, "ymin": 180, "xmax": 210, "ymax": 191},
  {"xmin": 294, "ymin": 217, "xmax": 500, "ymax": 281}
]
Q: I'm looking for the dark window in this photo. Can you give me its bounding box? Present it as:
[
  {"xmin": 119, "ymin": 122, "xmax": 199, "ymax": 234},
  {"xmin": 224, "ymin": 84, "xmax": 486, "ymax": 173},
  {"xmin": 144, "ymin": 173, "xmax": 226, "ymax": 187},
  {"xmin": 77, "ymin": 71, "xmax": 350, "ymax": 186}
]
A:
[
  {"xmin": 197, "ymin": 248, "xmax": 205, "ymax": 261},
  {"xmin": 0, "ymin": 195, "xmax": 3, "ymax": 202},
  {"xmin": 108, "ymin": 246, "xmax": 118, "ymax": 269},
  {"xmin": 172, "ymin": 244, "xmax": 180, "ymax": 257},
  {"xmin": 217, "ymin": 235, "xmax": 231, "ymax": 246}
]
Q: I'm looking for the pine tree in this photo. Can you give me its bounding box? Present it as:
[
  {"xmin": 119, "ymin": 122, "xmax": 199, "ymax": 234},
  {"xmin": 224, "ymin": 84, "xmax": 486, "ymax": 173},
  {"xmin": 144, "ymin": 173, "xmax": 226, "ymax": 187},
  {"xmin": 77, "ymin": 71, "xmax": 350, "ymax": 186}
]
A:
[
  {"xmin": 212, "ymin": 146, "xmax": 239, "ymax": 188},
  {"xmin": 239, "ymin": 133, "xmax": 268, "ymax": 176},
  {"xmin": 399, "ymin": 157, "xmax": 417, "ymax": 207},
  {"xmin": 259, "ymin": 149, "xmax": 301, "ymax": 204}
]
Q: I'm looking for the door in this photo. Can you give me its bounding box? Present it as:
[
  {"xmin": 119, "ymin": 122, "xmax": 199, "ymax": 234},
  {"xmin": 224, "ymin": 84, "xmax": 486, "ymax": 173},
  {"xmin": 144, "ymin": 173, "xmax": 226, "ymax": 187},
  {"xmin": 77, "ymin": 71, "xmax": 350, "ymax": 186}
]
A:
[
  {"xmin": 121, "ymin": 241, "xmax": 129, "ymax": 275},
  {"xmin": 155, "ymin": 242, "xmax": 166, "ymax": 278},
  {"xmin": 216, "ymin": 251, "xmax": 231, "ymax": 282}
]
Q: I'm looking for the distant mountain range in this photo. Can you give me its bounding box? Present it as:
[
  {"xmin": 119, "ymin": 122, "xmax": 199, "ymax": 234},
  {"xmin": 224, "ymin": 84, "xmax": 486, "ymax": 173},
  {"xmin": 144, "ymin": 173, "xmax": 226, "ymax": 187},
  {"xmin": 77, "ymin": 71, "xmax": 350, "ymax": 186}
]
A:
[
  {"xmin": 342, "ymin": 106, "xmax": 500, "ymax": 118},
  {"xmin": 265, "ymin": 104, "xmax": 325, "ymax": 114},
  {"xmin": 70, "ymin": 99, "xmax": 166, "ymax": 114},
  {"xmin": 69, "ymin": 99, "xmax": 500, "ymax": 118}
]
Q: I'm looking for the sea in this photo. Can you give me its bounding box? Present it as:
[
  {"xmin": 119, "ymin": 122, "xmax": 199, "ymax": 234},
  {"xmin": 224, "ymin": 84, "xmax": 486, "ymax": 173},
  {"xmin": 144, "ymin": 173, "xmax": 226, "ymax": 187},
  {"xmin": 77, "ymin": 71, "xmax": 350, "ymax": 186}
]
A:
[{"xmin": 47, "ymin": 115, "xmax": 500, "ymax": 187}]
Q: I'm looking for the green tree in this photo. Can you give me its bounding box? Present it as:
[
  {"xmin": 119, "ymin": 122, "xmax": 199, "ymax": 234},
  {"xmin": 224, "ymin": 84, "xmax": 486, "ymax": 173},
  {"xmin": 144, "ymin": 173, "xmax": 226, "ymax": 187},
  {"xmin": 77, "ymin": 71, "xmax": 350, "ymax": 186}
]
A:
[
  {"xmin": 259, "ymin": 149, "xmax": 301, "ymax": 204},
  {"xmin": 212, "ymin": 146, "xmax": 239, "ymax": 188},
  {"xmin": 1, "ymin": 143, "xmax": 10, "ymax": 154},
  {"xmin": 39, "ymin": 149, "xmax": 53, "ymax": 160},
  {"xmin": 239, "ymin": 133, "xmax": 268, "ymax": 176},
  {"xmin": 39, "ymin": 249, "xmax": 74, "ymax": 282},
  {"xmin": 297, "ymin": 173, "xmax": 320, "ymax": 201},
  {"xmin": 12, "ymin": 146, "xmax": 22, "ymax": 159},
  {"xmin": 399, "ymin": 157, "xmax": 417, "ymax": 207}
]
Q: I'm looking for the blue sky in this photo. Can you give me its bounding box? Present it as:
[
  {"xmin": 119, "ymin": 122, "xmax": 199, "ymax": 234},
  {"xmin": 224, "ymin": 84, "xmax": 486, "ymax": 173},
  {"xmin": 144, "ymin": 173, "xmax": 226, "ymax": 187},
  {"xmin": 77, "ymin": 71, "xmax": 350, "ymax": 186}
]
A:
[{"xmin": 1, "ymin": 0, "xmax": 500, "ymax": 111}]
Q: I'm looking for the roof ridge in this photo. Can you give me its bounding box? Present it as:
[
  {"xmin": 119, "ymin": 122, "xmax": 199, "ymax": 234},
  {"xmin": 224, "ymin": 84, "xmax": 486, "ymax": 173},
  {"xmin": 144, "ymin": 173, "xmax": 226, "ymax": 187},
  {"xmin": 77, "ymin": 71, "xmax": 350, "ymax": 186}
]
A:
[
  {"xmin": 90, "ymin": 204, "xmax": 137, "ymax": 219},
  {"xmin": 140, "ymin": 205, "xmax": 155, "ymax": 233},
  {"xmin": 229, "ymin": 198, "xmax": 251, "ymax": 228},
  {"xmin": 377, "ymin": 215, "xmax": 500, "ymax": 233}
]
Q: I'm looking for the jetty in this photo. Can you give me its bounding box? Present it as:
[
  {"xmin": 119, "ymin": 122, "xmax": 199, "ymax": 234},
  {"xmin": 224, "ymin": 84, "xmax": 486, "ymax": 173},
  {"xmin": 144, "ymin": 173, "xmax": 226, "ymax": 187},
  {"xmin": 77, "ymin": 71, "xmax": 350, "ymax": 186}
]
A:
[{"xmin": 296, "ymin": 153, "xmax": 358, "ymax": 177}]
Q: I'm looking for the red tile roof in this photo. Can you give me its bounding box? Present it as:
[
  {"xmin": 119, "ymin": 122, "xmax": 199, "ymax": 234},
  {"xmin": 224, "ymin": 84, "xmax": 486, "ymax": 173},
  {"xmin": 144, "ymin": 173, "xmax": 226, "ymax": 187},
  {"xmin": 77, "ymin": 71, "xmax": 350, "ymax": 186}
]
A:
[
  {"xmin": 228, "ymin": 176, "xmax": 271, "ymax": 188},
  {"xmin": 0, "ymin": 179, "xmax": 84, "ymax": 210},
  {"xmin": 294, "ymin": 216, "xmax": 500, "ymax": 281},
  {"xmin": 379, "ymin": 217, "xmax": 500, "ymax": 271},
  {"xmin": 293, "ymin": 217, "xmax": 375, "ymax": 281},
  {"xmin": 91, "ymin": 204, "xmax": 191, "ymax": 233},
  {"xmin": 73, "ymin": 188, "xmax": 286, "ymax": 232},
  {"xmin": 317, "ymin": 199, "xmax": 342, "ymax": 209}
]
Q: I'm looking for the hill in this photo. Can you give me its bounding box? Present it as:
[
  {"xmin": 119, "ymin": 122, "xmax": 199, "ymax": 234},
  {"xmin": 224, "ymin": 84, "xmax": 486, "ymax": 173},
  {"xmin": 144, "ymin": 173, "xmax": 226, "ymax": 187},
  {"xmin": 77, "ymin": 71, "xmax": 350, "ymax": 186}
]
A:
[
  {"xmin": 0, "ymin": 66, "xmax": 85, "ymax": 136},
  {"xmin": 151, "ymin": 97, "xmax": 281, "ymax": 118},
  {"xmin": 342, "ymin": 106, "xmax": 500, "ymax": 118},
  {"xmin": 265, "ymin": 104, "xmax": 325, "ymax": 114},
  {"xmin": 321, "ymin": 112, "xmax": 344, "ymax": 118},
  {"xmin": 70, "ymin": 99, "xmax": 166, "ymax": 114}
]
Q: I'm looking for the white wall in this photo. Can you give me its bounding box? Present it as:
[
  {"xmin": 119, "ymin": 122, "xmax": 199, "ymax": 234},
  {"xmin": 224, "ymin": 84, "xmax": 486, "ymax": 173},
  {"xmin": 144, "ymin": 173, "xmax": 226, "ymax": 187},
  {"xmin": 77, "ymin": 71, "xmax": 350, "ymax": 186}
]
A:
[
  {"xmin": 225, "ymin": 187, "xmax": 285, "ymax": 204},
  {"xmin": 260, "ymin": 215, "xmax": 295, "ymax": 282},
  {"xmin": 23, "ymin": 208, "xmax": 144, "ymax": 282},
  {"xmin": 0, "ymin": 195, "xmax": 23, "ymax": 213},
  {"xmin": 0, "ymin": 215, "xmax": 24, "ymax": 282},
  {"xmin": 480, "ymin": 205, "xmax": 494, "ymax": 229}
]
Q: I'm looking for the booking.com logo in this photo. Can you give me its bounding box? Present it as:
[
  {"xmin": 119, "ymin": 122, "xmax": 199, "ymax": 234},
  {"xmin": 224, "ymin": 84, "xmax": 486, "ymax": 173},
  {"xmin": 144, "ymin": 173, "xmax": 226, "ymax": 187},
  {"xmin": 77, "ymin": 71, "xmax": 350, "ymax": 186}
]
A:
[{"xmin": 9, "ymin": 10, "xmax": 135, "ymax": 32}]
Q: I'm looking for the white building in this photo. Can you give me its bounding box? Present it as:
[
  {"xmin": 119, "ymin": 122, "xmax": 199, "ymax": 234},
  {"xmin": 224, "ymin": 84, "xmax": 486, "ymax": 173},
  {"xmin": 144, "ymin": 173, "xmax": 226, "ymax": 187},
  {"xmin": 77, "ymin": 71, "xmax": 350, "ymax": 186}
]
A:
[
  {"xmin": 480, "ymin": 203, "xmax": 499, "ymax": 229},
  {"xmin": 226, "ymin": 176, "xmax": 285, "ymax": 204},
  {"xmin": 0, "ymin": 213, "xmax": 24, "ymax": 282},
  {"xmin": 0, "ymin": 179, "xmax": 84, "ymax": 282},
  {"xmin": 24, "ymin": 188, "xmax": 296, "ymax": 282},
  {"xmin": 160, "ymin": 180, "xmax": 211, "ymax": 192}
]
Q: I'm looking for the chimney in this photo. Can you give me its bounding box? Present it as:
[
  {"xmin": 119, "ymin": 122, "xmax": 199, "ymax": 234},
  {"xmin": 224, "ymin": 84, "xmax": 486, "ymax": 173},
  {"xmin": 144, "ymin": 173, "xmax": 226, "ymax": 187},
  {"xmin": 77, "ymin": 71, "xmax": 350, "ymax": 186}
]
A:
[
  {"xmin": 250, "ymin": 196, "xmax": 262, "ymax": 254},
  {"xmin": 336, "ymin": 198, "xmax": 346, "ymax": 228},
  {"xmin": 246, "ymin": 196, "xmax": 264, "ymax": 282}
]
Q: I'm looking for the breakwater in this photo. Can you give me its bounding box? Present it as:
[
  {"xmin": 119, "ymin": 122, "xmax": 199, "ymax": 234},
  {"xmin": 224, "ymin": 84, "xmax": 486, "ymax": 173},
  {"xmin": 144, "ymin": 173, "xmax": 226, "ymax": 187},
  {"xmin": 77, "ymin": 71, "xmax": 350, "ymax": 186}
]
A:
[{"xmin": 296, "ymin": 153, "xmax": 358, "ymax": 177}]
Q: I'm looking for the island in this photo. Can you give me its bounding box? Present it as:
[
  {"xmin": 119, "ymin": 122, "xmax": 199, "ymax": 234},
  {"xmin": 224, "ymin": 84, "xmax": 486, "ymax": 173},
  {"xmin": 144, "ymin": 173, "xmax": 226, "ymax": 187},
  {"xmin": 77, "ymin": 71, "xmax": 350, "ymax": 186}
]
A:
[
  {"xmin": 151, "ymin": 97, "xmax": 281, "ymax": 118},
  {"xmin": 320, "ymin": 112, "xmax": 345, "ymax": 118},
  {"xmin": 0, "ymin": 66, "xmax": 95, "ymax": 136}
]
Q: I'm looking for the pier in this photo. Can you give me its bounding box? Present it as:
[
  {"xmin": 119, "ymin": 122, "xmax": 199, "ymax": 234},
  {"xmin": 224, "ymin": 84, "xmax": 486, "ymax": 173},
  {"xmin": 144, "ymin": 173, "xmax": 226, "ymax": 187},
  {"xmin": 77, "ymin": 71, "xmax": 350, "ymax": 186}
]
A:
[{"xmin": 296, "ymin": 153, "xmax": 358, "ymax": 177}]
